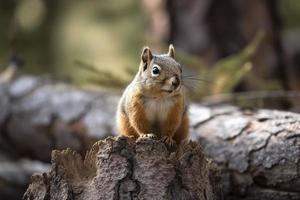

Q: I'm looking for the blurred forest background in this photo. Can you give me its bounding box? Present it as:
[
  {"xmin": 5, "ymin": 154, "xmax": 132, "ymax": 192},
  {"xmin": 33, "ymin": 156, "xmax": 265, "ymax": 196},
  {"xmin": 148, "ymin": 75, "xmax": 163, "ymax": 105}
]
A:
[
  {"xmin": 1, "ymin": 1, "xmax": 300, "ymax": 199},
  {"xmin": 1, "ymin": 0, "xmax": 300, "ymax": 109}
]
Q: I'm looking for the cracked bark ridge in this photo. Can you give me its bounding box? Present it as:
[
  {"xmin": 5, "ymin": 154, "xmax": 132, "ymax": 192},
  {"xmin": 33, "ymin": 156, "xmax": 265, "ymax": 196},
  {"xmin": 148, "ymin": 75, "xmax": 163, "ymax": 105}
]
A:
[
  {"xmin": 193, "ymin": 106, "xmax": 300, "ymax": 200},
  {"xmin": 3, "ymin": 76, "xmax": 300, "ymax": 199},
  {"xmin": 0, "ymin": 76, "xmax": 118, "ymax": 199},
  {"xmin": 23, "ymin": 136, "xmax": 219, "ymax": 200},
  {"xmin": 0, "ymin": 75, "xmax": 119, "ymax": 162}
]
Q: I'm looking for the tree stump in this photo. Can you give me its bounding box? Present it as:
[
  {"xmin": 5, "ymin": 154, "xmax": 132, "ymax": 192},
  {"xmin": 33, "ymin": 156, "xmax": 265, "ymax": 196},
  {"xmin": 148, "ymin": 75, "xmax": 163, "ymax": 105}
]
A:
[
  {"xmin": 2, "ymin": 76, "xmax": 300, "ymax": 199},
  {"xmin": 23, "ymin": 136, "xmax": 219, "ymax": 200}
]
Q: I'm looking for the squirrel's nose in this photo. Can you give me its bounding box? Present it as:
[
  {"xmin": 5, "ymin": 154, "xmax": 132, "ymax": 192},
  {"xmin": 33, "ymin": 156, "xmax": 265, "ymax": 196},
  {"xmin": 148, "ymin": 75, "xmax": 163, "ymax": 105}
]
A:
[{"xmin": 171, "ymin": 76, "xmax": 180, "ymax": 89}]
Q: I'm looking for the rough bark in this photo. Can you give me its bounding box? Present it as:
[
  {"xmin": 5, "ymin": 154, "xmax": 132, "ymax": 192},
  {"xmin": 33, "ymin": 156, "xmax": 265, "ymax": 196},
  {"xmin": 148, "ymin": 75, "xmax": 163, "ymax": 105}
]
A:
[
  {"xmin": 1, "ymin": 76, "xmax": 300, "ymax": 199},
  {"xmin": 190, "ymin": 105, "xmax": 300, "ymax": 200},
  {"xmin": 0, "ymin": 75, "xmax": 118, "ymax": 162},
  {"xmin": 0, "ymin": 76, "xmax": 118, "ymax": 199},
  {"xmin": 23, "ymin": 136, "xmax": 218, "ymax": 200}
]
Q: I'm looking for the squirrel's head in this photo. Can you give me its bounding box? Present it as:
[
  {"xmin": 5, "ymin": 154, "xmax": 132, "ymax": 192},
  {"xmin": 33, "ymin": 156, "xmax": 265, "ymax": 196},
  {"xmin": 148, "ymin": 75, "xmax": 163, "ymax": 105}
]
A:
[{"xmin": 136, "ymin": 44, "xmax": 183, "ymax": 98}]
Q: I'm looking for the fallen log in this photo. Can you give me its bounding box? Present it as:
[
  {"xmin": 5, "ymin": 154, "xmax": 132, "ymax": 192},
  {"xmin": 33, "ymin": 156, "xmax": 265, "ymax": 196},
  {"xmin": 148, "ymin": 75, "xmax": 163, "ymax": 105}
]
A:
[
  {"xmin": 190, "ymin": 105, "xmax": 300, "ymax": 200},
  {"xmin": 0, "ymin": 76, "xmax": 118, "ymax": 199},
  {"xmin": 1, "ymin": 76, "xmax": 300, "ymax": 199},
  {"xmin": 23, "ymin": 136, "xmax": 219, "ymax": 200},
  {"xmin": 0, "ymin": 154, "xmax": 49, "ymax": 200},
  {"xmin": 0, "ymin": 75, "xmax": 118, "ymax": 161}
]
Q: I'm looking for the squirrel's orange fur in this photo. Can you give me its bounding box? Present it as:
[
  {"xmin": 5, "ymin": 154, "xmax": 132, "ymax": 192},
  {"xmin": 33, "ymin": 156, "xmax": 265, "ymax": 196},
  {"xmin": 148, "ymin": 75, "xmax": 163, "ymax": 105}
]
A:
[{"xmin": 116, "ymin": 45, "xmax": 189, "ymax": 146}]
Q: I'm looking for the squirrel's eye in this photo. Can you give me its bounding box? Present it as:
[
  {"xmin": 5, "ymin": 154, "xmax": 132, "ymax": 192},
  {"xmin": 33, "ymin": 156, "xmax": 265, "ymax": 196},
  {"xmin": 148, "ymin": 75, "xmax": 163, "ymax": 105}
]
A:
[{"xmin": 151, "ymin": 65, "xmax": 161, "ymax": 77}]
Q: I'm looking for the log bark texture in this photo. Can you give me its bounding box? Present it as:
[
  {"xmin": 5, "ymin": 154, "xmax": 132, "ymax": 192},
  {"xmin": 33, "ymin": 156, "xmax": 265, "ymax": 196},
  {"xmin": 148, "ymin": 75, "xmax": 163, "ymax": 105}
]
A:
[
  {"xmin": 23, "ymin": 136, "xmax": 218, "ymax": 200},
  {"xmin": 0, "ymin": 76, "xmax": 117, "ymax": 199},
  {"xmin": 190, "ymin": 105, "xmax": 300, "ymax": 200},
  {"xmin": 0, "ymin": 75, "xmax": 118, "ymax": 161},
  {"xmin": 1, "ymin": 76, "xmax": 300, "ymax": 199}
]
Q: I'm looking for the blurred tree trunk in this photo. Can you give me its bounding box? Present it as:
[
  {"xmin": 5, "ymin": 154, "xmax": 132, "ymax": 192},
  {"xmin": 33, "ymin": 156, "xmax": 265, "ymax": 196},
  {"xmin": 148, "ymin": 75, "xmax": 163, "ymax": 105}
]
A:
[
  {"xmin": 144, "ymin": 0, "xmax": 288, "ymax": 91},
  {"xmin": 0, "ymin": 0, "xmax": 60, "ymax": 73}
]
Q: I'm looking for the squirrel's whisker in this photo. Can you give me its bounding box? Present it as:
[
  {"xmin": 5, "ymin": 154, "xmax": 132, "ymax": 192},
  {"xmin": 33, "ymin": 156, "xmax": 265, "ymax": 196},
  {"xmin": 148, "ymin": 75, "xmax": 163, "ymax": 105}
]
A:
[{"xmin": 183, "ymin": 76, "xmax": 210, "ymax": 84}]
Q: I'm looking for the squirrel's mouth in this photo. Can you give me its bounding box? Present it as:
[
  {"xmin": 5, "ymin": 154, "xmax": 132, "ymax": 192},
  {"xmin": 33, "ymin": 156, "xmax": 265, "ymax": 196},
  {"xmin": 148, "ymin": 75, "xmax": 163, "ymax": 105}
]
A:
[{"xmin": 161, "ymin": 85, "xmax": 181, "ymax": 94}]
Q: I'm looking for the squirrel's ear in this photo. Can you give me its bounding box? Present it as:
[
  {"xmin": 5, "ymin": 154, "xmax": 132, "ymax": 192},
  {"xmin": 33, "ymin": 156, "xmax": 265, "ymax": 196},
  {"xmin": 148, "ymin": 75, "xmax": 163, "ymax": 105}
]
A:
[
  {"xmin": 168, "ymin": 44, "xmax": 175, "ymax": 58},
  {"xmin": 141, "ymin": 47, "xmax": 153, "ymax": 63}
]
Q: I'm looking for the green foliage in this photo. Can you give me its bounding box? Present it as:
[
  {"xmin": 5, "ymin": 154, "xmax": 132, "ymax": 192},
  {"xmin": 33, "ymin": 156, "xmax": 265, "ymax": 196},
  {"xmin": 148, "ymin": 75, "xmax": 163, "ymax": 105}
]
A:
[
  {"xmin": 280, "ymin": 0, "xmax": 300, "ymax": 29},
  {"xmin": 74, "ymin": 60, "xmax": 130, "ymax": 89},
  {"xmin": 206, "ymin": 31, "xmax": 265, "ymax": 95},
  {"xmin": 182, "ymin": 31, "xmax": 269, "ymax": 98},
  {"xmin": 175, "ymin": 49, "xmax": 206, "ymax": 71},
  {"xmin": 75, "ymin": 32, "xmax": 274, "ymax": 97}
]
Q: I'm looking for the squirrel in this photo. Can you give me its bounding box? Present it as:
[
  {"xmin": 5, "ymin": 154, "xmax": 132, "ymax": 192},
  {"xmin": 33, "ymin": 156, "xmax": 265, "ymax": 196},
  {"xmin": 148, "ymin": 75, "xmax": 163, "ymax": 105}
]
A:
[{"xmin": 116, "ymin": 44, "xmax": 189, "ymax": 147}]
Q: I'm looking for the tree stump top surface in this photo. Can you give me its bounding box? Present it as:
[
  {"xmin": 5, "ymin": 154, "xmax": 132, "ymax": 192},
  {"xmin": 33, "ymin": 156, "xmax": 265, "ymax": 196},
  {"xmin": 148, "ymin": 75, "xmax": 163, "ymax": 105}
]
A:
[{"xmin": 23, "ymin": 136, "xmax": 219, "ymax": 200}]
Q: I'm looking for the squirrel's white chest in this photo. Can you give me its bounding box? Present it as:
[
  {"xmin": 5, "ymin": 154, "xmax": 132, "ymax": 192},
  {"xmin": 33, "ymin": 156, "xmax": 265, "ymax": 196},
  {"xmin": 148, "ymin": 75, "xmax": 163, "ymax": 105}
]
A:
[{"xmin": 144, "ymin": 98, "xmax": 174, "ymax": 123}]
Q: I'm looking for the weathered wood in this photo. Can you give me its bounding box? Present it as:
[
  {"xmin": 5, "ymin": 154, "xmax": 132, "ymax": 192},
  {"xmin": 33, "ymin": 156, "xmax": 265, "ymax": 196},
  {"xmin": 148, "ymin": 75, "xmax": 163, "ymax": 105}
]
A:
[
  {"xmin": 0, "ymin": 76, "xmax": 118, "ymax": 199},
  {"xmin": 23, "ymin": 136, "xmax": 218, "ymax": 200},
  {"xmin": 0, "ymin": 75, "xmax": 118, "ymax": 161},
  {"xmin": 1, "ymin": 76, "xmax": 300, "ymax": 199},
  {"xmin": 190, "ymin": 105, "xmax": 300, "ymax": 199}
]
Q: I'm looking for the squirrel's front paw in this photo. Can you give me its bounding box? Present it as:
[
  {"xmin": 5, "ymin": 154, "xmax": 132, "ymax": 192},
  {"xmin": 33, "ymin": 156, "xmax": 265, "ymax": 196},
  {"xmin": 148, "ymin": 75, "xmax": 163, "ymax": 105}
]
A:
[
  {"xmin": 140, "ymin": 133, "xmax": 157, "ymax": 139},
  {"xmin": 161, "ymin": 136, "xmax": 176, "ymax": 148}
]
